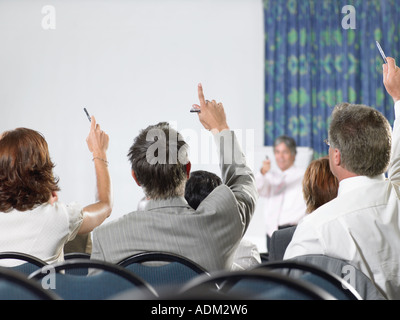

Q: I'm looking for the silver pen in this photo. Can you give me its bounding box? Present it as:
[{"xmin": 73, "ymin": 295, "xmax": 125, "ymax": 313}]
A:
[{"xmin": 376, "ymin": 41, "xmax": 388, "ymax": 64}]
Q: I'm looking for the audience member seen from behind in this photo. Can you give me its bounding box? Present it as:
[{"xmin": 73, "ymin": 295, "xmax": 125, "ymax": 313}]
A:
[
  {"xmin": 185, "ymin": 170, "xmax": 261, "ymax": 270},
  {"xmin": 255, "ymin": 135, "xmax": 307, "ymax": 248},
  {"xmin": 0, "ymin": 117, "xmax": 112, "ymax": 265},
  {"xmin": 90, "ymin": 84, "xmax": 258, "ymax": 272},
  {"xmin": 285, "ymin": 57, "xmax": 400, "ymax": 300},
  {"xmin": 184, "ymin": 170, "xmax": 222, "ymax": 211},
  {"xmin": 268, "ymin": 157, "xmax": 338, "ymax": 261}
]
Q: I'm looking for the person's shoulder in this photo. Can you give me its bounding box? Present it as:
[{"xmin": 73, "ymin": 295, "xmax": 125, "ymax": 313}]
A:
[
  {"xmin": 197, "ymin": 185, "xmax": 237, "ymax": 207},
  {"xmin": 34, "ymin": 201, "xmax": 80, "ymax": 218},
  {"xmin": 93, "ymin": 210, "xmax": 137, "ymax": 234},
  {"xmin": 298, "ymin": 199, "xmax": 340, "ymax": 229}
]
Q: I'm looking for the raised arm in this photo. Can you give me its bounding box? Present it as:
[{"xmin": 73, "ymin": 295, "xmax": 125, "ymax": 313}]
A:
[
  {"xmin": 383, "ymin": 57, "xmax": 400, "ymax": 182},
  {"xmin": 78, "ymin": 116, "xmax": 113, "ymax": 234},
  {"xmin": 383, "ymin": 57, "xmax": 400, "ymax": 103},
  {"xmin": 193, "ymin": 84, "xmax": 257, "ymax": 228}
]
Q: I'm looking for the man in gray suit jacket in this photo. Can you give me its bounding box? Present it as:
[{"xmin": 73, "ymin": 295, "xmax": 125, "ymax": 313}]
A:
[{"xmin": 90, "ymin": 84, "xmax": 258, "ymax": 272}]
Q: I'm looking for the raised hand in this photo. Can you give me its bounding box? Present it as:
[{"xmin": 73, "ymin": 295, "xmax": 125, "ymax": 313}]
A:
[
  {"xmin": 192, "ymin": 83, "xmax": 229, "ymax": 133},
  {"xmin": 383, "ymin": 57, "xmax": 400, "ymax": 102}
]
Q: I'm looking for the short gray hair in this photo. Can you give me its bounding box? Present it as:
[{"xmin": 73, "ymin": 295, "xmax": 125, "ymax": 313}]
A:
[
  {"xmin": 328, "ymin": 103, "xmax": 391, "ymax": 177},
  {"xmin": 273, "ymin": 135, "xmax": 297, "ymax": 155}
]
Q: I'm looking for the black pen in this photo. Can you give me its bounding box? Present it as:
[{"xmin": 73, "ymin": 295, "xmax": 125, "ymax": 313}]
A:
[
  {"xmin": 190, "ymin": 107, "xmax": 201, "ymax": 113},
  {"xmin": 83, "ymin": 107, "xmax": 91, "ymax": 122}
]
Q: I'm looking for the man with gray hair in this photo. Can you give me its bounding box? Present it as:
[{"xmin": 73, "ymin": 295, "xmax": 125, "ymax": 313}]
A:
[
  {"xmin": 256, "ymin": 135, "xmax": 307, "ymax": 248},
  {"xmin": 284, "ymin": 57, "xmax": 400, "ymax": 300}
]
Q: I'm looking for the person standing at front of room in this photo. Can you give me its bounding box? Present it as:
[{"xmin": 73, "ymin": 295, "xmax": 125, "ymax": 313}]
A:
[{"xmin": 255, "ymin": 136, "xmax": 307, "ymax": 250}]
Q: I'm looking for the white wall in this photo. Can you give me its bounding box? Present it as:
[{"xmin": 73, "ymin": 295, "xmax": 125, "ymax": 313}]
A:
[{"xmin": 0, "ymin": 0, "xmax": 268, "ymax": 249}]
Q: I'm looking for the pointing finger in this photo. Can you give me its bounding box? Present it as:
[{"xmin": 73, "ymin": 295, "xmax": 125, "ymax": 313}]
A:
[
  {"xmin": 198, "ymin": 83, "xmax": 206, "ymax": 108},
  {"xmin": 90, "ymin": 116, "xmax": 97, "ymax": 131}
]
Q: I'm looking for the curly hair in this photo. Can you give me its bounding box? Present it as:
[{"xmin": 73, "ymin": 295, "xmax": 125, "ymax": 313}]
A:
[{"xmin": 0, "ymin": 128, "xmax": 60, "ymax": 212}]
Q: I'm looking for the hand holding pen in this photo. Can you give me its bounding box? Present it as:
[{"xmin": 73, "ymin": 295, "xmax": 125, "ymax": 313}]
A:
[
  {"xmin": 260, "ymin": 156, "xmax": 271, "ymax": 175},
  {"xmin": 192, "ymin": 83, "xmax": 229, "ymax": 133},
  {"xmin": 80, "ymin": 109, "xmax": 113, "ymax": 228},
  {"xmin": 376, "ymin": 41, "xmax": 388, "ymax": 64},
  {"xmin": 383, "ymin": 57, "xmax": 400, "ymax": 102},
  {"xmin": 84, "ymin": 108, "xmax": 109, "ymax": 164}
]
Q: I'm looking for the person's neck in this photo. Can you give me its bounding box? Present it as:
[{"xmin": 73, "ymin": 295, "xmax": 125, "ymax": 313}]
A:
[{"xmin": 336, "ymin": 170, "xmax": 358, "ymax": 183}]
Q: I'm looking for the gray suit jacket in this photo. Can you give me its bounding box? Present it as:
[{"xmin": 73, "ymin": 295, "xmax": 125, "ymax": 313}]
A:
[{"xmin": 91, "ymin": 130, "xmax": 258, "ymax": 272}]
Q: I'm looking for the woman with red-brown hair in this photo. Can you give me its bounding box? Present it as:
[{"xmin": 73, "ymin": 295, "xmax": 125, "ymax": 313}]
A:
[
  {"xmin": 302, "ymin": 156, "xmax": 339, "ymax": 214},
  {"xmin": 0, "ymin": 116, "xmax": 112, "ymax": 265}
]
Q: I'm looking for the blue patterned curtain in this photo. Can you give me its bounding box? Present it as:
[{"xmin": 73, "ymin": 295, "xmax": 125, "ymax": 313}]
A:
[{"xmin": 264, "ymin": 0, "xmax": 400, "ymax": 158}]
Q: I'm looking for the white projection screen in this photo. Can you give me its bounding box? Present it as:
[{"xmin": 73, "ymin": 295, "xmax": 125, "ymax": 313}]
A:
[{"xmin": 0, "ymin": 0, "xmax": 267, "ymax": 249}]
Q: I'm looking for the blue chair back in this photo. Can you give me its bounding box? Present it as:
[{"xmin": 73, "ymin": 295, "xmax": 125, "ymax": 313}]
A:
[
  {"xmin": 117, "ymin": 251, "xmax": 209, "ymax": 290},
  {"xmin": 179, "ymin": 269, "xmax": 335, "ymax": 300},
  {"xmin": 64, "ymin": 252, "xmax": 91, "ymax": 276},
  {"xmin": 0, "ymin": 252, "xmax": 48, "ymax": 276},
  {"xmin": 0, "ymin": 266, "xmax": 59, "ymax": 300},
  {"xmin": 28, "ymin": 259, "xmax": 158, "ymax": 300},
  {"xmin": 253, "ymin": 259, "xmax": 362, "ymax": 300}
]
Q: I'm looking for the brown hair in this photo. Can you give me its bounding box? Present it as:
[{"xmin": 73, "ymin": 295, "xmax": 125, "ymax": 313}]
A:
[
  {"xmin": 127, "ymin": 122, "xmax": 189, "ymax": 200},
  {"xmin": 0, "ymin": 128, "xmax": 60, "ymax": 212},
  {"xmin": 302, "ymin": 157, "xmax": 338, "ymax": 213}
]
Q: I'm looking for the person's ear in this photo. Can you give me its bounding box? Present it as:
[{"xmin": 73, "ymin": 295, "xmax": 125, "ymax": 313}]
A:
[
  {"xmin": 333, "ymin": 148, "xmax": 341, "ymax": 166},
  {"xmin": 48, "ymin": 191, "xmax": 58, "ymax": 205},
  {"xmin": 131, "ymin": 170, "xmax": 141, "ymax": 186},
  {"xmin": 186, "ymin": 161, "xmax": 191, "ymax": 179}
]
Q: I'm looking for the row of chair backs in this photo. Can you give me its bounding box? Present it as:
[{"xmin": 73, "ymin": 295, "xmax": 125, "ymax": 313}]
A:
[
  {"xmin": 0, "ymin": 251, "xmax": 207, "ymax": 300},
  {"xmin": 252, "ymin": 259, "xmax": 362, "ymax": 300},
  {"xmin": 176, "ymin": 268, "xmax": 336, "ymax": 300},
  {"xmin": 288, "ymin": 254, "xmax": 386, "ymax": 300},
  {"xmin": 0, "ymin": 251, "xmax": 382, "ymax": 300},
  {"xmin": 27, "ymin": 259, "xmax": 158, "ymax": 300}
]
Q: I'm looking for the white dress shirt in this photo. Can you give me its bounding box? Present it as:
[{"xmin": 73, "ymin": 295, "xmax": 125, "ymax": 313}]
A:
[
  {"xmin": 256, "ymin": 165, "xmax": 307, "ymax": 237},
  {"xmin": 284, "ymin": 101, "xmax": 400, "ymax": 300}
]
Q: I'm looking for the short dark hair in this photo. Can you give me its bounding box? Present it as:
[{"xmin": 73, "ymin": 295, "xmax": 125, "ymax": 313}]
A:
[
  {"xmin": 0, "ymin": 128, "xmax": 60, "ymax": 212},
  {"xmin": 184, "ymin": 170, "xmax": 222, "ymax": 210},
  {"xmin": 127, "ymin": 122, "xmax": 189, "ymax": 199}
]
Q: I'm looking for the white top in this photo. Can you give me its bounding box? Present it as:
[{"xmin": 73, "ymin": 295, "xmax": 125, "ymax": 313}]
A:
[
  {"xmin": 284, "ymin": 101, "xmax": 400, "ymax": 300},
  {"xmin": 231, "ymin": 239, "xmax": 261, "ymax": 271},
  {"xmin": 255, "ymin": 165, "xmax": 307, "ymax": 236},
  {"xmin": 0, "ymin": 202, "xmax": 83, "ymax": 266}
]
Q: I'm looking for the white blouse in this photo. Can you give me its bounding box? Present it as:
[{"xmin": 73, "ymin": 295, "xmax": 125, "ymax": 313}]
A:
[{"xmin": 0, "ymin": 201, "xmax": 83, "ymax": 266}]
